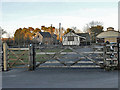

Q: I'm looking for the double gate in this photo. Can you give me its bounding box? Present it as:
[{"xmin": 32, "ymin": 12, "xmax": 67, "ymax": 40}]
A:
[{"xmin": 2, "ymin": 43, "xmax": 120, "ymax": 71}]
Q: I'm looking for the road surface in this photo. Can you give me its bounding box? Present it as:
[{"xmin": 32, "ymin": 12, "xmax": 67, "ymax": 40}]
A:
[{"xmin": 2, "ymin": 68, "xmax": 118, "ymax": 88}]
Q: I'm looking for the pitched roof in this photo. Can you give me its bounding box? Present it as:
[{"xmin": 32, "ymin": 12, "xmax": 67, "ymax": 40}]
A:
[
  {"xmin": 63, "ymin": 31, "xmax": 84, "ymax": 37},
  {"xmin": 76, "ymin": 33, "xmax": 90, "ymax": 41},
  {"xmin": 97, "ymin": 30, "xmax": 120, "ymax": 38},
  {"xmin": 63, "ymin": 32, "xmax": 79, "ymax": 37},
  {"xmin": 63, "ymin": 32, "xmax": 87, "ymax": 40},
  {"xmin": 39, "ymin": 32, "xmax": 51, "ymax": 38}
]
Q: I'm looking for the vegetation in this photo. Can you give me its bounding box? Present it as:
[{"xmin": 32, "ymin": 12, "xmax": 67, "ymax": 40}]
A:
[
  {"xmin": 84, "ymin": 21, "xmax": 104, "ymax": 43},
  {"xmin": 0, "ymin": 27, "xmax": 7, "ymax": 35},
  {"xmin": 14, "ymin": 27, "xmax": 41, "ymax": 46},
  {"xmin": 1, "ymin": 21, "xmax": 104, "ymax": 45},
  {"xmin": 64, "ymin": 28, "xmax": 76, "ymax": 35}
]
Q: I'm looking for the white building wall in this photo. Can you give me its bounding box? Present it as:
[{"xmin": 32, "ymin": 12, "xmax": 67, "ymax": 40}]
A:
[{"xmin": 62, "ymin": 36, "xmax": 80, "ymax": 45}]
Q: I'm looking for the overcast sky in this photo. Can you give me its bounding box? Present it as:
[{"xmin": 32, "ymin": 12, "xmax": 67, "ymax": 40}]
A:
[{"xmin": 0, "ymin": 0, "xmax": 118, "ymax": 37}]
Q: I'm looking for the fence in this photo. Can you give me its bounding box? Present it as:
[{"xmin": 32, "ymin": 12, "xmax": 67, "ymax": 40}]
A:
[{"xmin": 2, "ymin": 43, "xmax": 120, "ymax": 71}]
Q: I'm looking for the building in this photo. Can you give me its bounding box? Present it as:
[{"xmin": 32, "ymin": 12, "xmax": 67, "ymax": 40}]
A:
[
  {"xmin": 62, "ymin": 31, "xmax": 86, "ymax": 45},
  {"xmin": 76, "ymin": 33, "xmax": 90, "ymax": 45},
  {"xmin": 96, "ymin": 27, "xmax": 120, "ymax": 43},
  {"xmin": 34, "ymin": 32, "xmax": 57, "ymax": 45}
]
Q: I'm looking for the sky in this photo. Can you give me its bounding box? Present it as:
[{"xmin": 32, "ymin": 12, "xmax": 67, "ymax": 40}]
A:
[{"xmin": 0, "ymin": 0, "xmax": 119, "ymax": 38}]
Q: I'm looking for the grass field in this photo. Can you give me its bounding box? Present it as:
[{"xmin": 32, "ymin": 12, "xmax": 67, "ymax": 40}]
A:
[
  {"xmin": 8, "ymin": 50, "xmax": 29, "ymax": 67},
  {"xmin": 7, "ymin": 48, "xmax": 73, "ymax": 67}
]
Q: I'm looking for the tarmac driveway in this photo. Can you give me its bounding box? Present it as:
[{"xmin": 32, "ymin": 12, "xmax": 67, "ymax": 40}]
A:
[{"xmin": 2, "ymin": 68, "xmax": 118, "ymax": 88}]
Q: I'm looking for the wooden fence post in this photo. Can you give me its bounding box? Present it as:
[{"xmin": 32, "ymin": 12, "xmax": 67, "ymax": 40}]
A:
[
  {"xmin": 3, "ymin": 43, "xmax": 8, "ymax": 71},
  {"xmin": 29, "ymin": 44, "xmax": 36, "ymax": 71},
  {"xmin": 118, "ymin": 43, "xmax": 120, "ymax": 70},
  {"xmin": 0, "ymin": 39, "xmax": 2, "ymax": 71},
  {"xmin": 33, "ymin": 44, "xmax": 36, "ymax": 70},
  {"xmin": 103, "ymin": 43, "xmax": 106, "ymax": 67}
]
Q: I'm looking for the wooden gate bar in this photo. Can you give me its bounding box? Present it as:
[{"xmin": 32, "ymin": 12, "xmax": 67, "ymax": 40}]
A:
[
  {"xmin": 40, "ymin": 61, "xmax": 103, "ymax": 64},
  {"xmin": 54, "ymin": 57, "xmax": 67, "ymax": 66},
  {"xmin": 8, "ymin": 50, "xmax": 28, "ymax": 68},
  {"xmin": 36, "ymin": 52, "xmax": 104, "ymax": 55},
  {"xmin": 8, "ymin": 48, "xmax": 29, "ymax": 50},
  {"xmin": 68, "ymin": 47, "xmax": 104, "ymax": 68},
  {"xmin": 35, "ymin": 47, "xmax": 68, "ymax": 67}
]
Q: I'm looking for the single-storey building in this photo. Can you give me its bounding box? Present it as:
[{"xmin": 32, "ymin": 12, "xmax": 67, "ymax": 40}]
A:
[
  {"xmin": 34, "ymin": 32, "xmax": 57, "ymax": 45},
  {"xmin": 96, "ymin": 27, "xmax": 120, "ymax": 43},
  {"xmin": 62, "ymin": 31, "xmax": 86, "ymax": 45},
  {"xmin": 76, "ymin": 33, "xmax": 90, "ymax": 45}
]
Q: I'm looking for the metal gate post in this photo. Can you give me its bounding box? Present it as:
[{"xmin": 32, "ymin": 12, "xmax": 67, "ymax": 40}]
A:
[{"xmin": 29, "ymin": 44, "xmax": 36, "ymax": 71}]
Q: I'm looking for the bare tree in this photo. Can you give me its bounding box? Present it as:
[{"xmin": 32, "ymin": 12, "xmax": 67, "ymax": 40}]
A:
[
  {"xmin": 84, "ymin": 21, "xmax": 103, "ymax": 33},
  {"xmin": 83, "ymin": 21, "xmax": 103, "ymax": 43},
  {"xmin": 0, "ymin": 27, "xmax": 7, "ymax": 38},
  {"xmin": 71, "ymin": 27, "xmax": 77, "ymax": 31},
  {"xmin": 0, "ymin": 27, "xmax": 6, "ymax": 36},
  {"xmin": 83, "ymin": 25, "xmax": 90, "ymax": 33},
  {"xmin": 87, "ymin": 21, "xmax": 103, "ymax": 28}
]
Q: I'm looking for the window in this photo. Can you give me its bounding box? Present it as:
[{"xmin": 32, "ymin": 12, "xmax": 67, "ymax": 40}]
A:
[{"xmin": 68, "ymin": 36, "xmax": 74, "ymax": 41}]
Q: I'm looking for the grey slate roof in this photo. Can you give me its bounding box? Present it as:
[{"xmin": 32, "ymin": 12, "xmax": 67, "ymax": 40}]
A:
[
  {"xmin": 76, "ymin": 33, "xmax": 90, "ymax": 41},
  {"xmin": 39, "ymin": 32, "xmax": 51, "ymax": 38}
]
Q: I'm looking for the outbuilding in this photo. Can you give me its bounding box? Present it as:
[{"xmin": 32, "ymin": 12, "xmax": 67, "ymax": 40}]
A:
[
  {"xmin": 96, "ymin": 27, "xmax": 120, "ymax": 43},
  {"xmin": 62, "ymin": 31, "xmax": 86, "ymax": 45},
  {"xmin": 34, "ymin": 32, "xmax": 57, "ymax": 45}
]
